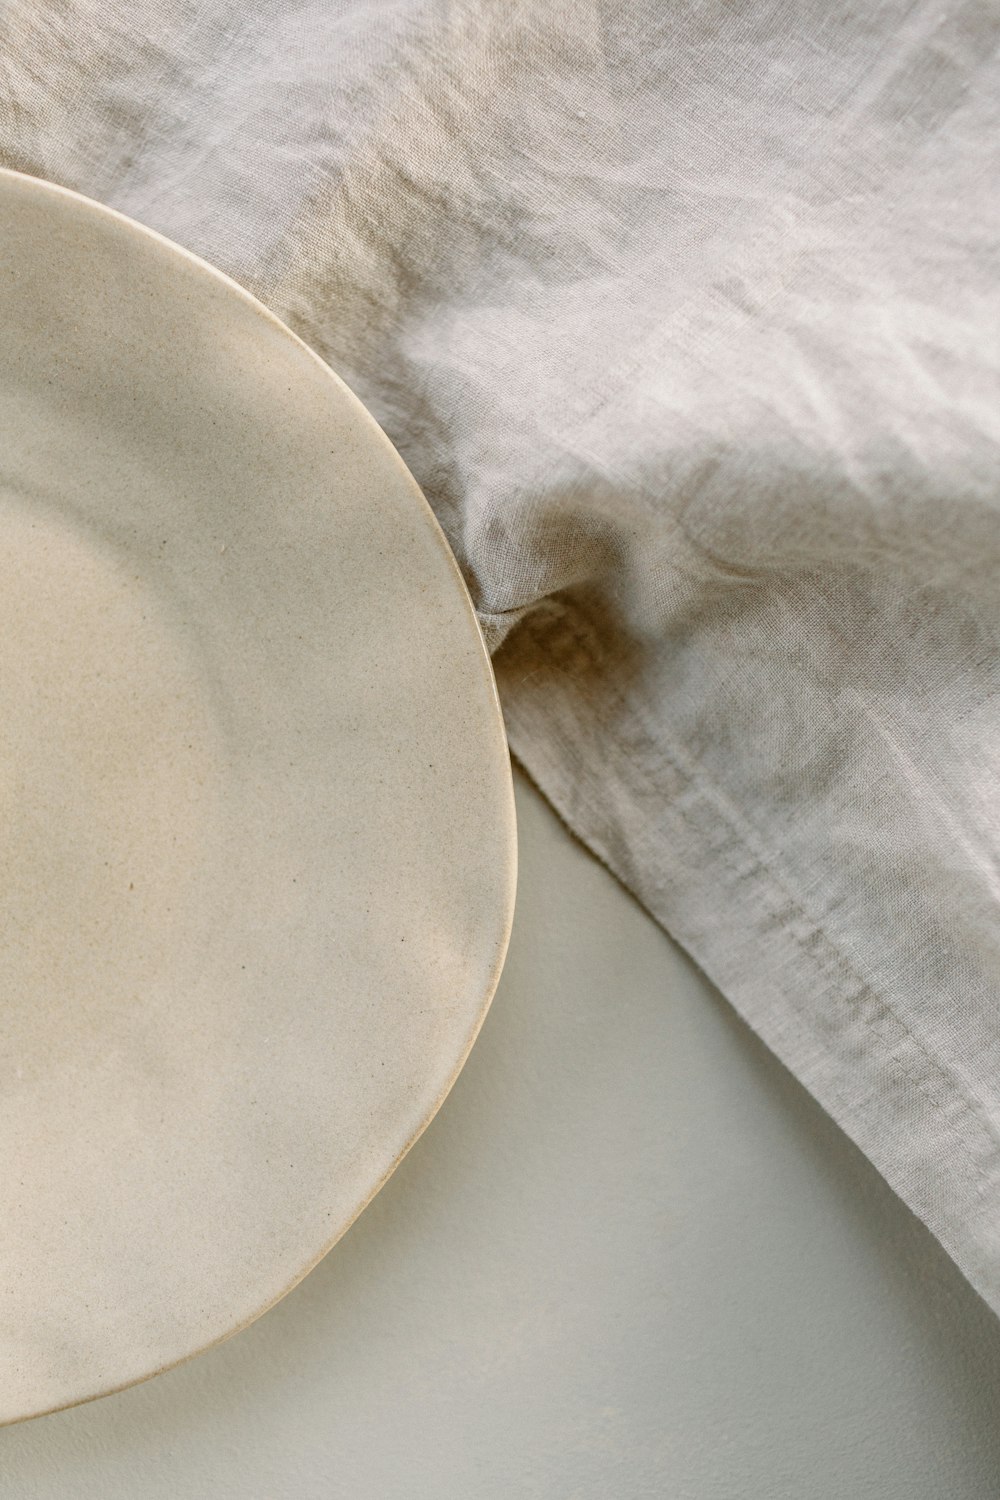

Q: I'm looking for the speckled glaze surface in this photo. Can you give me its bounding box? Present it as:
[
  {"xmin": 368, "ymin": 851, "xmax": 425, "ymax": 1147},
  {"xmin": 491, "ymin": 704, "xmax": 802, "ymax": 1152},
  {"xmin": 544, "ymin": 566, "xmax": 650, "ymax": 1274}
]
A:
[{"xmin": 0, "ymin": 169, "xmax": 516, "ymax": 1425}]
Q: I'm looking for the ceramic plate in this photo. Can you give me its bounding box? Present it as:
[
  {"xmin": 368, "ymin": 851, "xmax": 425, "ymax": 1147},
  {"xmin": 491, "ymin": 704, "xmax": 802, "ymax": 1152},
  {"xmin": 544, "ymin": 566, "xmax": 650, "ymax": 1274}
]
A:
[{"xmin": 0, "ymin": 170, "xmax": 515, "ymax": 1424}]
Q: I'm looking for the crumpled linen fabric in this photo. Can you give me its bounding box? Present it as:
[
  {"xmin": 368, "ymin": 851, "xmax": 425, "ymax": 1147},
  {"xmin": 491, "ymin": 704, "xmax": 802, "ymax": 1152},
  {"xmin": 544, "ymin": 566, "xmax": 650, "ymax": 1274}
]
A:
[{"xmin": 4, "ymin": 0, "xmax": 1000, "ymax": 1309}]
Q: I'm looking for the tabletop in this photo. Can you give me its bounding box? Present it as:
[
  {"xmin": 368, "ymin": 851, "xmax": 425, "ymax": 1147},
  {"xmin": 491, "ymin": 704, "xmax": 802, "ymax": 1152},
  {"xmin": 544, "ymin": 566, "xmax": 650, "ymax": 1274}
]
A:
[{"xmin": 5, "ymin": 770, "xmax": 1000, "ymax": 1497}]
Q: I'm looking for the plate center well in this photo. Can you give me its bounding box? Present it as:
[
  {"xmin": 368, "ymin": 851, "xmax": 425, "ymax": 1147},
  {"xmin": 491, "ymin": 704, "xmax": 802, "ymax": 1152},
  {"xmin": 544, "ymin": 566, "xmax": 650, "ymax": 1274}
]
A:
[{"xmin": 0, "ymin": 500, "xmax": 220, "ymax": 1065}]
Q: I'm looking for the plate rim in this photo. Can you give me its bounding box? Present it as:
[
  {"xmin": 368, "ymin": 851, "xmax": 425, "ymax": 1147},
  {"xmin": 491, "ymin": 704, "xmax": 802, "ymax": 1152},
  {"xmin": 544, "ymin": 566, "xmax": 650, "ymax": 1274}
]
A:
[{"xmin": 0, "ymin": 165, "xmax": 517, "ymax": 1424}]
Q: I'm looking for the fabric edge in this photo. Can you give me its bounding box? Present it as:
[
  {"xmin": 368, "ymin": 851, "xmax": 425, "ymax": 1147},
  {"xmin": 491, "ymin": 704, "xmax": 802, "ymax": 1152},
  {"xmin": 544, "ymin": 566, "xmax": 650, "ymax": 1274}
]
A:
[{"xmin": 501, "ymin": 696, "xmax": 1000, "ymax": 1321}]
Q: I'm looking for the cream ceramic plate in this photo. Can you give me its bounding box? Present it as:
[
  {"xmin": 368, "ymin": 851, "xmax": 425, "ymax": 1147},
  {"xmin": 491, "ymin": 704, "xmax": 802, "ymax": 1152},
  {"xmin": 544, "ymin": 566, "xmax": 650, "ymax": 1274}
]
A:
[{"xmin": 0, "ymin": 170, "xmax": 515, "ymax": 1424}]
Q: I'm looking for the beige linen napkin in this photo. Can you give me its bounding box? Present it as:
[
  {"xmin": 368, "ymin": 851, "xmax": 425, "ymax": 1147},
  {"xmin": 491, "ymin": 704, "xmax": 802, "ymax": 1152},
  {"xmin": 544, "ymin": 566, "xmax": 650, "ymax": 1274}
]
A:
[{"xmin": 4, "ymin": 0, "xmax": 1000, "ymax": 1311}]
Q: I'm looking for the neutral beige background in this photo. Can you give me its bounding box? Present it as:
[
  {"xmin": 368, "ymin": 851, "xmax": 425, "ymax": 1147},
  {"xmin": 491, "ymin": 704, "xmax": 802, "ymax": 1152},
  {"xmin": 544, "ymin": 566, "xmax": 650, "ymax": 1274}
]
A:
[{"xmin": 4, "ymin": 770, "xmax": 1000, "ymax": 1496}]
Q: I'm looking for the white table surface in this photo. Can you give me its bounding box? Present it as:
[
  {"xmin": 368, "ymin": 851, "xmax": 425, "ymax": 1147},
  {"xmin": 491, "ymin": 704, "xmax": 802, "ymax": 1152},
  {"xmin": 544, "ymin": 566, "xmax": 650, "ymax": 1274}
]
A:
[{"xmin": 5, "ymin": 769, "xmax": 1000, "ymax": 1497}]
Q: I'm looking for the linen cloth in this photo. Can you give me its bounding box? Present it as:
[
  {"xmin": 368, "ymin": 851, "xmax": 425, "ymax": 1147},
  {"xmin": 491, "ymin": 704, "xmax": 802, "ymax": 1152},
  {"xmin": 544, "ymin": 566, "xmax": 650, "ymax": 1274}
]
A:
[{"xmin": 3, "ymin": 0, "xmax": 1000, "ymax": 1311}]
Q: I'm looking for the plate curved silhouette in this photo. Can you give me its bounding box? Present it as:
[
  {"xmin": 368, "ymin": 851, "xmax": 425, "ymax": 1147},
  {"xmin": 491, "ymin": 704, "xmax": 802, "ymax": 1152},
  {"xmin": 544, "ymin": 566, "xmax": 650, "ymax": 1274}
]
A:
[{"xmin": 0, "ymin": 169, "xmax": 515, "ymax": 1424}]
